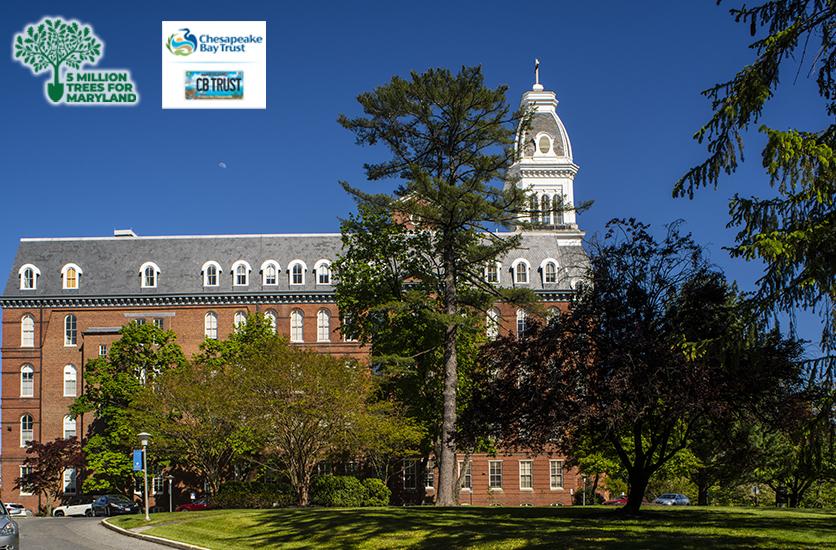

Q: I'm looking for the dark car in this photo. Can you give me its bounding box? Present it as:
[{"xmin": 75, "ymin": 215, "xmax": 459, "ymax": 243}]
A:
[
  {"xmin": 91, "ymin": 495, "xmax": 140, "ymax": 517},
  {"xmin": 175, "ymin": 498, "xmax": 209, "ymax": 512}
]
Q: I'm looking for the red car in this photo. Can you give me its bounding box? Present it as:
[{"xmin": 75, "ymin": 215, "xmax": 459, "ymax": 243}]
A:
[
  {"xmin": 175, "ymin": 499, "xmax": 209, "ymax": 512},
  {"xmin": 603, "ymin": 496, "xmax": 628, "ymax": 506}
]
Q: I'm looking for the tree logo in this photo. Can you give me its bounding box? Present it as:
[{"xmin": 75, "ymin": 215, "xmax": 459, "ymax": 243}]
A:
[
  {"xmin": 12, "ymin": 17, "xmax": 139, "ymax": 106},
  {"xmin": 166, "ymin": 28, "xmax": 198, "ymax": 56}
]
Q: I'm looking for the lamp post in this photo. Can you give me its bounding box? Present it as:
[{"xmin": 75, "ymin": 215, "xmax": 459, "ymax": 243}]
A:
[
  {"xmin": 165, "ymin": 474, "xmax": 175, "ymax": 513},
  {"xmin": 582, "ymin": 475, "xmax": 588, "ymax": 506},
  {"xmin": 138, "ymin": 432, "xmax": 151, "ymax": 521}
]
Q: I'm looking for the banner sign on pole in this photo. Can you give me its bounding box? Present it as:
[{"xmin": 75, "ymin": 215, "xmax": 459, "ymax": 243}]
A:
[{"xmin": 132, "ymin": 449, "xmax": 143, "ymax": 472}]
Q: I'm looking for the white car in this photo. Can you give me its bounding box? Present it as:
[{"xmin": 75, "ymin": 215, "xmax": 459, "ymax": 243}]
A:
[
  {"xmin": 52, "ymin": 496, "xmax": 94, "ymax": 517},
  {"xmin": 653, "ymin": 493, "xmax": 690, "ymax": 506},
  {"xmin": 4, "ymin": 503, "xmax": 32, "ymax": 517}
]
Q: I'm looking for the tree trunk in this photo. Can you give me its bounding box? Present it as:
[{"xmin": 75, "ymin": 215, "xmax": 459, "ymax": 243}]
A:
[
  {"xmin": 436, "ymin": 252, "xmax": 458, "ymax": 506},
  {"xmin": 623, "ymin": 471, "xmax": 650, "ymax": 514},
  {"xmin": 696, "ymin": 469, "xmax": 710, "ymax": 506}
]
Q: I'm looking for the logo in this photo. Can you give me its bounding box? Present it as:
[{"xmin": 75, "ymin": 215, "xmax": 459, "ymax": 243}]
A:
[
  {"xmin": 13, "ymin": 17, "xmax": 139, "ymax": 106},
  {"xmin": 186, "ymin": 71, "xmax": 243, "ymax": 100},
  {"xmin": 166, "ymin": 28, "xmax": 197, "ymax": 56}
]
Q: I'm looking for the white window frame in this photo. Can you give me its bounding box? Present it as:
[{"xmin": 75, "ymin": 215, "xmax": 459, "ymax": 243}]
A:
[
  {"xmin": 20, "ymin": 365, "xmax": 34, "ymax": 398},
  {"xmin": 234, "ymin": 310, "xmax": 247, "ymax": 329},
  {"xmin": 63, "ymin": 415, "xmax": 77, "ymax": 439},
  {"xmin": 314, "ymin": 259, "xmax": 332, "ymax": 285},
  {"xmin": 61, "ymin": 263, "xmax": 83, "ymax": 290},
  {"xmin": 19, "ymin": 466, "xmax": 33, "ymax": 496},
  {"xmin": 261, "ymin": 260, "xmax": 280, "ymax": 286},
  {"xmin": 290, "ymin": 309, "xmax": 304, "ymax": 342},
  {"xmin": 534, "ymin": 132, "xmax": 554, "ymax": 156},
  {"xmin": 425, "ymin": 460, "xmax": 435, "ymax": 490},
  {"xmin": 485, "ymin": 261, "xmax": 501, "ymax": 284},
  {"xmin": 519, "ymin": 460, "xmax": 533, "ymax": 490},
  {"xmin": 64, "ymin": 314, "xmax": 77, "ymax": 347},
  {"xmin": 19, "ymin": 264, "xmax": 40, "ymax": 290},
  {"xmin": 288, "ymin": 260, "xmax": 307, "ymax": 286},
  {"xmin": 63, "ymin": 468, "xmax": 77, "ymax": 494},
  {"xmin": 549, "ymin": 460, "xmax": 564, "ymax": 490},
  {"xmin": 540, "ymin": 194, "xmax": 552, "ymax": 225},
  {"xmin": 541, "ymin": 258, "xmax": 559, "ymax": 284},
  {"xmin": 202, "ymin": 261, "xmax": 221, "ymax": 287},
  {"xmin": 204, "ymin": 311, "xmax": 218, "ymax": 339},
  {"xmin": 486, "ymin": 308, "xmax": 500, "ymax": 340},
  {"xmin": 231, "ymin": 260, "xmax": 252, "ymax": 287},
  {"xmin": 21, "ymin": 314, "xmax": 35, "ymax": 348},
  {"xmin": 20, "ymin": 414, "xmax": 33, "ymax": 447},
  {"xmin": 511, "ymin": 259, "xmax": 530, "ymax": 284},
  {"xmin": 458, "ymin": 460, "xmax": 472, "ymax": 491},
  {"xmin": 64, "ymin": 364, "xmax": 77, "ymax": 397},
  {"xmin": 317, "ymin": 309, "xmax": 331, "ymax": 342},
  {"xmin": 140, "ymin": 262, "xmax": 160, "ymax": 289},
  {"xmin": 516, "ymin": 309, "xmax": 527, "ymax": 339},
  {"xmin": 488, "ymin": 460, "xmax": 503, "ymax": 490},
  {"xmin": 99, "ymin": 344, "xmax": 107, "ymax": 357},
  {"xmin": 553, "ymin": 191, "xmax": 565, "ymax": 225},
  {"xmin": 264, "ymin": 309, "xmax": 277, "ymax": 334},
  {"xmin": 403, "ymin": 459, "xmax": 417, "ymax": 490}
]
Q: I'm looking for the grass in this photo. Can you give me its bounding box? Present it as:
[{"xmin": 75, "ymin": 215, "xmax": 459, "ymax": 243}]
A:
[{"xmin": 108, "ymin": 505, "xmax": 836, "ymax": 549}]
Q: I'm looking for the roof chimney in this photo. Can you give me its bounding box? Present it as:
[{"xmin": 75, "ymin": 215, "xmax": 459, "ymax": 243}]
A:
[{"xmin": 114, "ymin": 229, "xmax": 138, "ymax": 238}]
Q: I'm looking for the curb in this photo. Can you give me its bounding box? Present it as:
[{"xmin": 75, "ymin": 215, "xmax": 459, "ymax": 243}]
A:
[{"xmin": 101, "ymin": 518, "xmax": 210, "ymax": 550}]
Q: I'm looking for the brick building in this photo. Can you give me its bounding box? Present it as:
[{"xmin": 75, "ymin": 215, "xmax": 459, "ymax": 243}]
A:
[{"xmin": 1, "ymin": 78, "xmax": 587, "ymax": 509}]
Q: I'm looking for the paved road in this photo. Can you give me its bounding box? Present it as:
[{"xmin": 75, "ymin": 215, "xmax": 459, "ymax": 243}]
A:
[{"xmin": 17, "ymin": 516, "xmax": 167, "ymax": 549}]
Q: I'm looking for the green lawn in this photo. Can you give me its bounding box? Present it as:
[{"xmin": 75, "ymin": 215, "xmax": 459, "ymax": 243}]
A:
[{"xmin": 108, "ymin": 506, "xmax": 836, "ymax": 549}]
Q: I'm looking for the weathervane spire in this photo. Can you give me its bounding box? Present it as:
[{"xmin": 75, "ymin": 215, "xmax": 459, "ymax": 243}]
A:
[{"xmin": 533, "ymin": 58, "xmax": 544, "ymax": 91}]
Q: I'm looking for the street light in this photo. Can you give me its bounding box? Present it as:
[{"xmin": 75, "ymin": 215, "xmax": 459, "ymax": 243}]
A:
[
  {"xmin": 581, "ymin": 475, "xmax": 588, "ymax": 506},
  {"xmin": 138, "ymin": 432, "xmax": 151, "ymax": 521},
  {"xmin": 165, "ymin": 474, "xmax": 175, "ymax": 513}
]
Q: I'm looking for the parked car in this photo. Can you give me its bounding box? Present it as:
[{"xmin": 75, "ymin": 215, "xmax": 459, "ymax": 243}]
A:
[
  {"xmin": 175, "ymin": 498, "xmax": 209, "ymax": 512},
  {"xmin": 602, "ymin": 496, "xmax": 628, "ymax": 506},
  {"xmin": 653, "ymin": 493, "xmax": 690, "ymax": 506},
  {"xmin": 0, "ymin": 502, "xmax": 20, "ymax": 550},
  {"xmin": 53, "ymin": 496, "xmax": 95, "ymax": 517},
  {"xmin": 91, "ymin": 495, "xmax": 140, "ymax": 517},
  {"xmin": 4, "ymin": 503, "xmax": 32, "ymax": 517}
]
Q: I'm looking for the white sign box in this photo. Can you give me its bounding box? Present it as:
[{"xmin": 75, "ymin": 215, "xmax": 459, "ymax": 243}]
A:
[{"xmin": 161, "ymin": 21, "xmax": 266, "ymax": 109}]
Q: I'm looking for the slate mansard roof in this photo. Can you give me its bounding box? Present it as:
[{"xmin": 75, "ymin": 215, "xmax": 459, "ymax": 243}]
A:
[{"xmin": 1, "ymin": 231, "xmax": 586, "ymax": 308}]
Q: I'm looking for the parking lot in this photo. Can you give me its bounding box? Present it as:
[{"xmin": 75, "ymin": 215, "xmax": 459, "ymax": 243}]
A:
[{"xmin": 16, "ymin": 516, "xmax": 166, "ymax": 549}]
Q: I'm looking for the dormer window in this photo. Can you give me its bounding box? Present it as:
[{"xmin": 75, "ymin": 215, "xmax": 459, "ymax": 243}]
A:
[
  {"xmin": 202, "ymin": 261, "xmax": 221, "ymax": 287},
  {"xmin": 140, "ymin": 262, "xmax": 160, "ymax": 288},
  {"xmin": 485, "ymin": 262, "xmax": 500, "ymax": 284},
  {"xmin": 314, "ymin": 260, "xmax": 332, "ymax": 285},
  {"xmin": 61, "ymin": 263, "xmax": 82, "ymax": 290},
  {"xmin": 541, "ymin": 259, "xmax": 558, "ymax": 284},
  {"xmin": 231, "ymin": 261, "xmax": 252, "ymax": 287},
  {"xmin": 19, "ymin": 264, "xmax": 40, "ymax": 290},
  {"xmin": 288, "ymin": 261, "xmax": 306, "ymax": 286},
  {"xmin": 512, "ymin": 259, "xmax": 530, "ymax": 284},
  {"xmin": 261, "ymin": 260, "xmax": 280, "ymax": 286}
]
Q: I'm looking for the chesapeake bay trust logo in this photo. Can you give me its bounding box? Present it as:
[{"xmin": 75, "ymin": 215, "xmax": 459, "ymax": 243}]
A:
[
  {"xmin": 162, "ymin": 21, "xmax": 265, "ymax": 109},
  {"xmin": 12, "ymin": 16, "xmax": 139, "ymax": 106}
]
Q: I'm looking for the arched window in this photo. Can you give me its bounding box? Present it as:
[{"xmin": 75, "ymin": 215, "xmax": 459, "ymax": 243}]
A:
[
  {"xmin": 64, "ymin": 365, "xmax": 77, "ymax": 397},
  {"xmin": 64, "ymin": 314, "xmax": 77, "ymax": 346},
  {"xmin": 19, "ymin": 264, "xmax": 40, "ymax": 290},
  {"xmin": 512, "ymin": 259, "xmax": 530, "ymax": 284},
  {"xmin": 289, "ymin": 261, "xmax": 306, "ymax": 285},
  {"xmin": 234, "ymin": 311, "xmax": 247, "ymax": 329},
  {"xmin": 529, "ymin": 195, "xmax": 539, "ymax": 224},
  {"xmin": 232, "ymin": 261, "xmax": 251, "ymax": 287},
  {"xmin": 140, "ymin": 262, "xmax": 160, "ymax": 288},
  {"xmin": 264, "ymin": 309, "xmax": 277, "ymax": 334},
  {"xmin": 21, "ymin": 314, "xmax": 35, "ymax": 347},
  {"xmin": 487, "ymin": 308, "xmax": 500, "ymax": 340},
  {"xmin": 553, "ymin": 193, "xmax": 565, "ymax": 226},
  {"xmin": 317, "ymin": 309, "xmax": 331, "ymax": 342},
  {"xmin": 314, "ymin": 260, "xmax": 332, "ymax": 285},
  {"xmin": 542, "ymin": 260, "xmax": 558, "ymax": 284},
  {"xmin": 261, "ymin": 260, "xmax": 280, "ymax": 286},
  {"xmin": 202, "ymin": 261, "xmax": 221, "ymax": 287},
  {"xmin": 485, "ymin": 262, "xmax": 500, "ymax": 284},
  {"xmin": 541, "ymin": 195, "xmax": 552, "ymax": 225},
  {"xmin": 20, "ymin": 414, "xmax": 33, "ymax": 447},
  {"xmin": 204, "ymin": 312, "xmax": 218, "ymax": 339},
  {"xmin": 516, "ymin": 309, "xmax": 527, "ymax": 339},
  {"xmin": 61, "ymin": 263, "xmax": 82, "ymax": 290},
  {"xmin": 63, "ymin": 415, "xmax": 77, "ymax": 439},
  {"xmin": 20, "ymin": 365, "xmax": 34, "ymax": 398},
  {"xmin": 290, "ymin": 309, "xmax": 304, "ymax": 342}
]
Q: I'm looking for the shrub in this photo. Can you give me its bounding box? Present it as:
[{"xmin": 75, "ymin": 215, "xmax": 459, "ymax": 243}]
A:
[
  {"xmin": 210, "ymin": 481, "xmax": 294, "ymax": 509},
  {"xmin": 362, "ymin": 478, "xmax": 391, "ymax": 506}
]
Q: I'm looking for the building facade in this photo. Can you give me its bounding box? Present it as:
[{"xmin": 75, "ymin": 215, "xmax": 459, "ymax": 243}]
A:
[{"xmin": 1, "ymin": 78, "xmax": 586, "ymax": 509}]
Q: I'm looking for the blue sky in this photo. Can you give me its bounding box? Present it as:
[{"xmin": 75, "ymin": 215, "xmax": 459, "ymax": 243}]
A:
[{"xmin": 0, "ymin": 0, "xmax": 825, "ymax": 348}]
